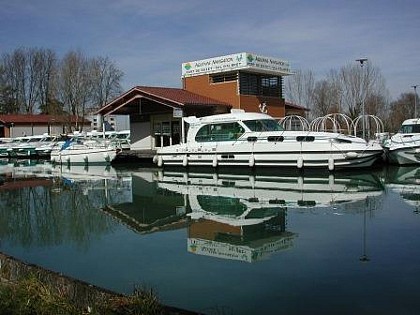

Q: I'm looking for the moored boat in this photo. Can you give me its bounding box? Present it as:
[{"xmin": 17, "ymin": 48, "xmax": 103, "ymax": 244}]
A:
[
  {"xmin": 383, "ymin": 118, "xmax": 420, "ymax": 165},
  {"xmin": 153, "ymin": 110, "xmax": 384, "ymax": 171},
  {"xmin": 50, "ymin": 137, "xmax": 119, "ymax": 165}
]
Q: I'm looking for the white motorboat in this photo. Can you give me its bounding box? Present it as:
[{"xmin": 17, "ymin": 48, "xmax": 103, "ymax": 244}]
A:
[
  {"xmin": 383, "ymin": 118, "xmax": 420, "ymax": 165},
  {"xmin": 154, "ymin": 110, "xmax": 384, "ymax": 171},
  {"xmin": 50, "ymin": 137, "xmax": 119, "ymax": 165}
]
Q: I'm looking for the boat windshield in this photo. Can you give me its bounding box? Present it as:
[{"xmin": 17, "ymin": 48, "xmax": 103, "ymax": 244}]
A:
[
  {"xmin": 399, "ymin": 124, "xmax": 420, "ymax": 133},
  {"xmin": 243, "ymin": 119, "xmax": 284, "ymax": 132}
]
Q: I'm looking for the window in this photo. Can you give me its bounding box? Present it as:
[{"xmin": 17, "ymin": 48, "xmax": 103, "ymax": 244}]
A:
[
  {"xmin": 243, "ymin": 119, "xmax": 284, "ymax": 132},
  {"xmin": 239, "ymin": 72, "xmax": 283, "ymax": 97},
  {"xmin": 210, "ymin": 71, "xmax": 238, "ymax": 84},
  {"xmin": 399, "ymin": 124, "xmax": 420, "ymax": 133},
  {"xmin": 195, "ymin": 122, "xmax": 245, "ymax": 142},
  {"xmin": 296, "ymin": 136, "xmax": 315, "ymax": 142}
]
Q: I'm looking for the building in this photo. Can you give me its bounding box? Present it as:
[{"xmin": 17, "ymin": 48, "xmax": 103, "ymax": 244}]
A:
[
  {"xmin": 96, "ymin": 52, "xmax": 304, "ymax": 152},
  {"xmin": 0, "ymin": 114, "xmax": 91, "ymax": 138}
]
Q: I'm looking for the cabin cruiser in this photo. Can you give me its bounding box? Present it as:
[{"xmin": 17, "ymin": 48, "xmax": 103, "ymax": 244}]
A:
[
  {"xmin": 50, "ymin": 136, "xmax": 119, "ymax": 165},
  {"xmin": 383, "ymin": 118, "xmax": 420, "ymax": 165},
  {"xmin": 153, "ymin": 110, "xmax": 384, "ymax": 171}
]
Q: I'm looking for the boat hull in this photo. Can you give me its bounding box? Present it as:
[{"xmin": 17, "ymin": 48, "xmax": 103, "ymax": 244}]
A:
[
  {"xmin": 50, "ymin": 147, "xmax": 117, "ymax": 165},
  {"xmin": 385, "ymin": 146, "xmax": 420, "ymax": 165},
  {"xmin": 156, "ymin": 141, "xmax": 383, "ymax": 170}
]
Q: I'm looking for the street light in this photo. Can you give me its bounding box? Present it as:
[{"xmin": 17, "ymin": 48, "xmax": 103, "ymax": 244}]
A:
[
  {"xmin": 356, "ymin": 58, "xmax": 368, "ymax": 140},
  {"xmin": 412, "ymin": 85, "xmax": 418, "ymax": 118}
]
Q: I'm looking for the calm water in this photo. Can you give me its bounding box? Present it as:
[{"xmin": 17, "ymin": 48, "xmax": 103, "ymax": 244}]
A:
[{"xmin": 1, "ymin": 160, "xmax": 420, "ymax": 314}]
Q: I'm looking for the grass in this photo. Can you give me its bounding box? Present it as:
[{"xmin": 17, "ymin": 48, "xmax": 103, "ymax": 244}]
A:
[{"xmin": 0, "ymin": 275, "xmax": 164, "ymax": 315}]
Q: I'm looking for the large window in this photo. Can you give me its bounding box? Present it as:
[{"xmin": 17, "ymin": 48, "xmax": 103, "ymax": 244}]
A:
[
  {"xmin": 243, "ymin": 119, "xmax": 284, "ymax": 132},
  {"xmin": 239, "ymin": 72, "xmax": 283, "ymax": 97},
  {"xmin": 210, "ymin": 71, "xmax": 238, "ymax": 84},
  {"xmin": 195, "ymin": 122, "xmax": 245, "ymax": 142}
]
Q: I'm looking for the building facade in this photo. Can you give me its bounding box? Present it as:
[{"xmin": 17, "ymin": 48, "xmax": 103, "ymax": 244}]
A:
[
  {"xmin": 96, "ymin": 52, "xmax": 301, "ymax": 152},
  {"xmin": 182, "ymin": 52, "xmax": 293, "ymax": 118}
]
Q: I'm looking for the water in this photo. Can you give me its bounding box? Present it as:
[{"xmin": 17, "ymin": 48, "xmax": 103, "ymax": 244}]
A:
[{"xmin": 1, "ymin": 159, "xmax": 420, "ymax": 314}]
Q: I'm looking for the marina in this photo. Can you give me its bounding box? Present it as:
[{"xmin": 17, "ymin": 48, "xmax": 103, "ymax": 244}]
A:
[{"xmin": 1, "ymin": 160, "xmax": 420, "ymax": 314}]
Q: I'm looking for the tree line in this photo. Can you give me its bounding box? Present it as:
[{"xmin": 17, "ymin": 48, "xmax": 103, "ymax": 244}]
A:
[
  {"xmin": 0, "ymin": 47, "xmax": 124, "ymax": 121},
  {"xmin": 1, "ymin": 47, "xmax": 417, "ymax": 134},
  {"xmin": 285, "ymin": 64, "xmax": 419, "ymax": 133}
]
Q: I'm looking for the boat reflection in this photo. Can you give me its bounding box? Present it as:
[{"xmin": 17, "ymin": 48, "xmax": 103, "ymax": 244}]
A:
[
  {"xmin": 154, "ymin": 169, "xmax": 385, "ymax": 262},
  {"xmin": 0, "ymin": 161, "xmax": 132, "ymax": 247},
  {"xmin": 386, "ymin": 166, "xmax": 420, "ymax": 211}
]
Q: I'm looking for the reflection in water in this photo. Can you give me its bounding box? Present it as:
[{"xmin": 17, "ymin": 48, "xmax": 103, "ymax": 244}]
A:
[
  {"xmin": 152, "ymin": 169, "xmax": 385, "ymax": 262},
  {"xmin": 386, "ymin": 166, "xmax": 420, "ymax": 213},
  {"xmin": 0, "ymin": 161, "xmax": 132, "ymax": 248}
]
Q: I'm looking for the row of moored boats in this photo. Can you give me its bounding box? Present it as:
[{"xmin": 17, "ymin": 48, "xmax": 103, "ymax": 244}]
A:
[
  {"xmin": 1, "ymin": 111, "xmax": 420, "ymax": 170},
  {"xmin": 0, "ymin": 130, "xmax": 130, "ymax": 165}
]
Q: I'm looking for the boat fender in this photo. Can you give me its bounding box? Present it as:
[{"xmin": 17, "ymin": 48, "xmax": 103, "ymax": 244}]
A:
[
  {"xmin": 297, "ymin": 176, "xmax": 303, "ymax": 188},
  {"xmin": 182, "ymin": 155, "xmax": 188, "ymax": 167},
  {"xmin": 345, "ymin": 152, "xmax": 358, "ymax": 159},
  {"xmin": 157, "ymin": 156, "xmax": 163, "ymax": 167},
  {"xmin": 249, "ymin": 155, "xmax": 255, "ymax": 167},
  {"xmin": 328, "ymin": 157, "xmax": 335, "ymax": 171},
  {"xmin": 328, "ymin": 174, "xmax": 335, "ymax": 186},
  {"xmin": 297, "ymin": 156, "xmax": 304, "ymax": 169},
  {"xmin": 153, "ymin": 155, "xmax": 158, "ymax": 164},
  {"xmin": 212, "ymin": 155, "xmax": 218, "ymax": 167},
  {"xmin": 65, "ymin": 156, "xmax": 71, "ymax": 164}
]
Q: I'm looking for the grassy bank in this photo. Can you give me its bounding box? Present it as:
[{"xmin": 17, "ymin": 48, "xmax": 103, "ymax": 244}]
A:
[
  {"xmin": 0, "ymin": 252, "xmax": 198, "ymax": 315},
  {"xmin": 0, "ymin": 274, "xmax": 162, "ymax": 315}
]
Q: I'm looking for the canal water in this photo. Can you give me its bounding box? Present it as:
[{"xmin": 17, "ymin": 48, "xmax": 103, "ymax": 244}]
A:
[{"xmin": 1, "ymin": 159, "xmax": 420, "ymax": 314}]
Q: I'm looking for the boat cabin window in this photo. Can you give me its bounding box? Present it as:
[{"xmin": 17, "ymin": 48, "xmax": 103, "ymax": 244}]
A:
[
  {"xmin": 243, "ymin": 119, "xmax": 284, "ymax": 132},
  {"xmin": 399, "ymin": 124, "xmax": 420, "ymax": 133},
  {"xmin": 195, "ymin": 122, "xmax": 245, "ymax": 142},
  {"xmin": 296, "ymin": 136, "xmax": 315, "ymax": 142}
]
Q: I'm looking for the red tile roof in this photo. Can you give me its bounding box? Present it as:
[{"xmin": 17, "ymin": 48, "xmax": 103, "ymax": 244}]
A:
[
  {"xmin": 0, "ymin": 114, "xmax": 90, "ymax": 124},
  {"xmin": 133, "ymin": 86, "xmax": 231, "ymax": 106}
]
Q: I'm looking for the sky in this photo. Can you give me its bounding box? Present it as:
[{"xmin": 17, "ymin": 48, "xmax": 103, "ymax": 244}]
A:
[{"xmin": 1, "ymin": 0, "xmax": 419, "ymax": 100}]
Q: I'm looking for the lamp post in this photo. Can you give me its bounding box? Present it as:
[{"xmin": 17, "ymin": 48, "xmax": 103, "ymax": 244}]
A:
[
  {"xmin": 412, "ymin": 85, "xmax": 418, "ymax": 118},
  {"xmin": 356, "ymin": 58, "xmax": 368, "ymax": 140}
]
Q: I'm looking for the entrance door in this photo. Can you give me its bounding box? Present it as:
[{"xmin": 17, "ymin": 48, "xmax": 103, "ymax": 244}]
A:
[{"xmin": 153, "ymin": 120, "xmax": 181, "ymax": 148}]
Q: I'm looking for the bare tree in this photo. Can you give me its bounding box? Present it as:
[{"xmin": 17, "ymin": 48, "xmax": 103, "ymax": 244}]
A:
[
  {"xmin": 37, "ymin": 49, "xmax": 57, "ymax": 114},
  {"xmin": 57, "ymin": 50, "xmax": 93, "ymax": 131},
  {"xmin": 312, "ymin": 79, "xmax": 341, "ymax": 117},
  {"xmin": 91, "ymin": 56, "xmax": 123, "ymax": 108},
  {"xmin": 387, "ymin": 92, "xmax": 417, "ymax": 133},
  {"xmin": 0, "ymin": 47, "xmax": 58, "ymax": 114},
  {"xmin": 284, "ymin": 69, "xmax": 315, "ymax": 117},
  {"xmin": 332, "ymin": 62, "xmax": 388, "ymax": 119}
]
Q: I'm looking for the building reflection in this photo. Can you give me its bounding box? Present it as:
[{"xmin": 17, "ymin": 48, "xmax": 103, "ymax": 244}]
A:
[
  {"xmin": 0, "ymin": 161, "xmax": 386, "ymax": 261},
  {"xmin": 152, "ymin": 169, "xmax": 385, "ymax": 262}
]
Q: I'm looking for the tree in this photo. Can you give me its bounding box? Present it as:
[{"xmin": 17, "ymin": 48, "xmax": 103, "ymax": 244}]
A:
[
  {"xmin": 332, "ymin": 62, "xmax": 388, "ymax": 120},
  {"xmin": 91, "ymin": 56, "xmax": 123, "ymax": 109},
  {"xmin": 387, "ymin": 92, "xmax": 417, "ymax": 133},
  {"xmin": 57, "ymin": 50, "xmax": 93, "ymax": 131},
  {"xmin": 284, "ymin": 70, "xmax": 315, "ymax": 118},
  {"xmin": 0, "ymin": 47, "xmax": 58, "ymax": 114},
  {"xmin": 312, "ymin": 77, "xmax": 341, "ymax": 117}
]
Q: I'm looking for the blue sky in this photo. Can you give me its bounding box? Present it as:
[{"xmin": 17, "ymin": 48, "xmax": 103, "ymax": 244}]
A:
[{"xmin": 1, "ymin": 0, "xmax": 419, "ymax": 100}]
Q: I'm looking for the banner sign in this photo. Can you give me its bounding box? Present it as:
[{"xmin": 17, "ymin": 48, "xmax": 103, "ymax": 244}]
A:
[{"xmin": 182, "ymin": 52, "xmax": 292, "ymax": 78}]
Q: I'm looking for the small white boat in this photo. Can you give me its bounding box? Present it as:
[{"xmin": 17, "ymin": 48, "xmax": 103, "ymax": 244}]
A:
[
  {"xmin": 154, "ymin": 110, "xmax": 384, "ymax": 171},
  {"xmin": 383, "ymin": 118, "xmax": 420, "ymax": 165},
  {"xmin": 50, "ymin": 137, "xmax": 119, "ymax": 165}
]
